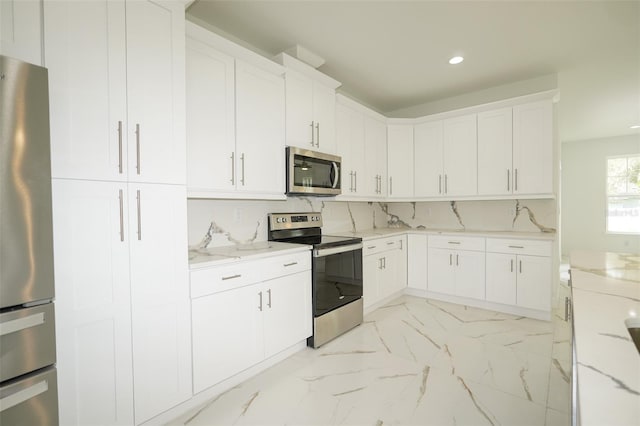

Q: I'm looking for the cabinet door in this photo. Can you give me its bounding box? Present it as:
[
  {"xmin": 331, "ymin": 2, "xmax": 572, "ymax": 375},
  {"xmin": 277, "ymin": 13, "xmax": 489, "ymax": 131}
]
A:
[
  {"xmin": 263, "ymin": 271, "xmax": 312, "ymax": 358},
  {"xmin": 485, "ymin": 253, "xmax": 516, "ymax": 305},
  {"xmin": 186, "ymin": 39, "xmax": 235, "ymax": 193},
  {"xmin": 191, "ymin": 284, "xmax": 263, "ymax": 394},
  {"xmin": 364, "ymin": 116, "xmax": 387, "ymax": 197},
  {"xmin": 427, "ymin": 248, "xmax": 454, "ymax": 295},
  {"xmin": 235, "ymin": 60, "xmax": 285, "ymax": 194},
  {"xmin": 363, "ymin": 255, "xmax": 381, "ymax": 308},
  {"xmin": 128, "ymin": 184, "xmax": 191, "ymax": 424},
  {"xmin": 387, "ymin": 124, "xmax": 414, "ymax": 198},
  {"xmin": 407, "ymin": 234, "xmax": 428, "ymax": 291},
  {"xmin": 284, "ymin": 70, "xmax": 314, "ymax": 150},
  {"xmin": 478, "ymin": 108, "xmax": 513, "ymax": 195},
  {"xmin": 44, "ymin": 0, "xmax": 128, "ymax": 181},
  {"xmin": 126, "ymin": 0, "xmax": 186, "ymax": 185},
  {"xmin": 513, "ymin": 100, "xmax": 553, "ymax": 195},
  {"xmin": 443, "ymin": 114, "xmax": 477, "ymax": 196},
  {"xmin": 1, "ymin": 0, "xmax": 43, "ymax": 65},
  {"xmin": 313, "ymin": 81, "xmax": 337, "ymax": 154},
  {"xmin": 414, "ymin": 121, "xmax": 444, "ymax": 197},
  {"xmin": 381, "ymin": 246, "xmax": 407, "ymax": 298},
  {"xmin": 336, "ymin": 103, "xmax": 365, "ymax": 195},
  {"xmin": 52, "ymin": 179, "xmax": 134, "ymax": 426},
  {"xmin": 516, "ymin": 255, "xmax": 551, "ymax": 311},
  {"xmin": 454, "ymin": 250, "xmax": 485, "ymax": 300}
]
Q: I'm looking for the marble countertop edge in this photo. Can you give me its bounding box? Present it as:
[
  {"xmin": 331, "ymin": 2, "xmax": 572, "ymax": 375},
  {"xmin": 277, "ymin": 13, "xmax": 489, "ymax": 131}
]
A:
[
  {"xmin": 189, "ymin": 241, "xmax": 312, "ymax": 269},
  {"xmin": 331, "ymin": 227, "xmax": 556, "ymax": 241}
]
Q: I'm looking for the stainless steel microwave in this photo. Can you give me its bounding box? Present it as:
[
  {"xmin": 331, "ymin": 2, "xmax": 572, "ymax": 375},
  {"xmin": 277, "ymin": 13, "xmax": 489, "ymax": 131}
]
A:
[{"xmin": 286, "ymin": 147, "xmax": 341, "ymax": 196}]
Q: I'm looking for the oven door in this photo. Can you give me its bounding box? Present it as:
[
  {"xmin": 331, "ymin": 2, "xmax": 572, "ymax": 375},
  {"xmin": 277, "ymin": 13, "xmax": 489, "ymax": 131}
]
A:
[
  {"xmin": 286, "ymin": 147, "xmax": 341, "ymax": 196},
  {"xmin": 312, "ymin": 244, "xmax": 363, "ymax": 316}
]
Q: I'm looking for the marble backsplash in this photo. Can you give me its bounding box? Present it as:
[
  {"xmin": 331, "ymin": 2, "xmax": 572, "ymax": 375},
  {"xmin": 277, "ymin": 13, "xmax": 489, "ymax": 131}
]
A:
[{"xmin": 187, "ymin": 198, "xmax": 557, "ymax": 248}]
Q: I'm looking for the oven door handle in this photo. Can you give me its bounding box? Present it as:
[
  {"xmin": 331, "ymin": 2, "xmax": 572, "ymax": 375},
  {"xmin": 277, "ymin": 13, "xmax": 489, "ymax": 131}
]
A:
[{"xmin": 313, "ymin": 243, "xmax": 363, "ymax": 258}]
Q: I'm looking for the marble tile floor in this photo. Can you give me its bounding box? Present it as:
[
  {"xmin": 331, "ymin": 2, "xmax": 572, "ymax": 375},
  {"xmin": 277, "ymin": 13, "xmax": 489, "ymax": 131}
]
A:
[{"xmin": 170, "ymin": 296, "xmax": 572, "ymax": 426}]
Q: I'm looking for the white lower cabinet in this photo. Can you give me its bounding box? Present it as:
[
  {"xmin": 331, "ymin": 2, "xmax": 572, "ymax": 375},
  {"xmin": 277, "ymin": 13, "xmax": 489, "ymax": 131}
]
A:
[
  {"xmin": 190, "ymin": 252, "xmax": 311, "ymax": 394},
  {"xmin": 407, "ymin": 234, "xmax": 428, "ymax": 291},
  {"xmin": 52, "ymin": 179, "xmax": 191, "ymax": 425},
  {"xmin": 485, "ymin": 238, "xmax": 552, "ymax": 312},
  {"xmin": 427, "ymin": 236, "xmax": 485, "ymax": 300},
  {"xmin": 363, "ymin": 236, "xmax": 407, "ymax": 308}
]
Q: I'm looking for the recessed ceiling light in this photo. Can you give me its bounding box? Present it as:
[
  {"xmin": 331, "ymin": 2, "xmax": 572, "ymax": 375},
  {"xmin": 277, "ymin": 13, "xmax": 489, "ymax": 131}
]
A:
[
  {"xmin": 449, "ymin": 56, "xmax": 464, "ymax": 65},
  {"xmin": 631, "ymin": 124, "xmax": 640, "ymax": 129}
]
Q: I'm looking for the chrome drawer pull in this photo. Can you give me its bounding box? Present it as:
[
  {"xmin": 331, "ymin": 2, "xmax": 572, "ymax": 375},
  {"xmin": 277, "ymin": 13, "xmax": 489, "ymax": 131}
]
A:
[
  {"xmin": 0, "ymin": 380, "xmax": 48, "ymax": 412},
  {"xmin": 447, "ymin": 241, "xmax": 461, "ymax": 245},
  {"xmin": 508, "ymin": 245, "xmax": 524, "ymax": 249},
  {"xmin": 367, "ymin": 246, "xmax": 377, "ymax": 249},
  {"xmin": 0, "ymin": 313, "xmax": 45, "ymax": 336},
  {"xmin": 283, "ymin": 262, "xmax": 298, "ymax": 267},
  {"xmin": 387, "ymin": 241, "xmax": 394, "ymax": 245},
  {"xmin": 222, "ymin": 274, "xmax": 241, "ymax": 281}
]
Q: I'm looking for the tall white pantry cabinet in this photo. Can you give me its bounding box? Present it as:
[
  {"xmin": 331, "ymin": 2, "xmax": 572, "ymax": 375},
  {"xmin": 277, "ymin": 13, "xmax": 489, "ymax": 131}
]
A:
[{"xmin": 45, "ymin": 1, "xmax": 191, "ymax": 425}]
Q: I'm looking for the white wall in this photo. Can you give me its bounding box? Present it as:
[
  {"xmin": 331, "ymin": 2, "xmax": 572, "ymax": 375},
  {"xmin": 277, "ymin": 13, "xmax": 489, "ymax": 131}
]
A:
[{"xmin": 561, "ymin": 134, "xmax": 640, "ymax": 255}]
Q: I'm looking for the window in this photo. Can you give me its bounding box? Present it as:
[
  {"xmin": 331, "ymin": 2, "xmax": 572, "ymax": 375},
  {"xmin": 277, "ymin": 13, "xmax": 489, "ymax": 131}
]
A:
[{"xmin": 607, "ymin": 155, "xmax": 640, "ymax": 234}]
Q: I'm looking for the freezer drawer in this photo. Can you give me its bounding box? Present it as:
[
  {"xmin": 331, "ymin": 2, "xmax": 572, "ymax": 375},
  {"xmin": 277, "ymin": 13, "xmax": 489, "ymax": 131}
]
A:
[
  {"xmin": 0, "ymin": 366, "xmax": 58, "ymax": 426},
  {"xmin": 0, "ymin": 303, "xmax": 56, "ymax": 382}
]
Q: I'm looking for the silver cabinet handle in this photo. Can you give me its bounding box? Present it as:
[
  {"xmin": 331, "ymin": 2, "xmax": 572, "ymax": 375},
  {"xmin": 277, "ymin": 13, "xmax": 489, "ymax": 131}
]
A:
[
  {"xmin": 0, "ymin": 379, "xmax": 48, "ymax": 412},
  {"xmin": 230, "ymin": 152, "xmax": 235, "ymax": 184},
  {"xmin": 456, "ymin": 254, "xmax": 459, "ymax": 266},
  {"xmin": 383, "ymin": 257, "xmax": 386, "ymax": 269},
  {"xmin": 438, "ymin": 175, "xmax": 442, "ymax": 194},
  {"xmin": 118, "ymin": 189, "xmax": 124, "ymax": 242},
  {"xmin": 349, "ymin": 171, "xmax": 353, "ymax": 192},
  {"xmin": 315, "ymin": 122, "xmax": 320, "ymax": 147},
  {"xmin": 564, "ymin": 297, "xmax": 572, "ymax": 321},
  {"xmin": 375, "ymin": 175, "xmax": 379, "ymax": 194},
  {"xmin": 507, "ymin": 169, "xmax": 510, "ymax": 192},
  {"xmin": 283, "ymin": 262, "xmax": 298, "ymax": 267},
  {"xmin": 240, "ymin": 153, "xmax": 245, "ymax": 186},
  {"xmin": 310, "ymin": 121, "xmax": 315, "ymax": 146},
  {"xmin": 519, "ymin": 260, "xmax": 522, "ymax": 273},
  {"xmin": 136, "ymin": 190, "xmax": 141, "ymax": 240},
  {"xmin": 510, "ymin": 258, "xmax": 514, "ymax": 272},
  {"xmin": 508, "ymin": 245, "xmax": 524, "ymax": 249},
  {"xmin": 444, "ymin": 174, "xmax": 448, "ymax": 194},
  {"xmin": 117, "ymin": 120, "xmax": 123, "ymax": 174},
  {"xmin": 258, "ymin": 291, "xmax": 263, "ymax": 311},
  {"xmin": 267, "ymin": 288, "xmax": 272, "ymax": 308},
  {"xmin": 367, "ymin": 245, "xmax": 377, "ymax": 249},
  {"xmin": 222, "ymin": 274, "xmax": 241, "ymax": 281},
  {"xmin": 568, "ymin": 269, "xmax": 572, "ymax": 287},
  {"xmin": 449, "ymin": 253, "xmax": 452, "ymax": 265},
  {"xmin": 448, "ymin": 241, "xmax": 461, "ymax": 245},
  {"xmin": 135, "ymin": 123, "xmax": 141, "ymax": 175},
  {"xmin": 400, "ymin": 239, "xmax": 403, "ymax": 250},
  {"xmin": 378, "ymin": 258, "xmax": 382, "ymax": 269},
  {"xmin": 389, "ymin": 176, "xmax": 393, "ymax": 195},
  {"xmin": 515, "ymin": 168, "xmax": 518, "ymax": 191},
  {"xmin": 354, "ymin": 171, "xmax": 357, "ymax": 192},
  {"xmin": 387, "ymin": 241, "xmax": 394, "ymax": 245}
]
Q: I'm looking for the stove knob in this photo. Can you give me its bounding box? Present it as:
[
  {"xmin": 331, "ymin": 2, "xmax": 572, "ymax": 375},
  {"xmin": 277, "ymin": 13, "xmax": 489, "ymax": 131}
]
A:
[
  {"xmin": 276, "ymin": 217, "xmax": 282, "ymax": 223},
  {"xmin": 310, "ymin": 216, "xmax": 315, "ymax": 222},
  {"xmin": 282, "ymin": 217, "xmax": 287, "ymax": 223}
]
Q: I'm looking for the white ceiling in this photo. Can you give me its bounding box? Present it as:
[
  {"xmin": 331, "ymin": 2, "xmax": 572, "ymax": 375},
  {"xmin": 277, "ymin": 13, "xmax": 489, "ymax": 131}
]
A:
[{"xmin": 187, "ymin": 0, "xmax": 640, "ymax": 143}]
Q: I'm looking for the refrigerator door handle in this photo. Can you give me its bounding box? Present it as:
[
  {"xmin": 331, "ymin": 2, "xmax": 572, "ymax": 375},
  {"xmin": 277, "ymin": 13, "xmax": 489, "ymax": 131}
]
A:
[
  {"xmin": 0, "ymin": 379, "xmax": 48, "ymax": 412},
  {"xmin": 0, "ymin": 313, "xmax": 45, "ymax": 337}
]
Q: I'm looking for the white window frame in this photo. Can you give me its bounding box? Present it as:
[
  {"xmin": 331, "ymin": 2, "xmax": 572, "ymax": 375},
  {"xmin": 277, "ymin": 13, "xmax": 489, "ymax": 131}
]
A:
[{"xmin": 606, "ymin": 154, "xmax": 640, "ymax": 235}]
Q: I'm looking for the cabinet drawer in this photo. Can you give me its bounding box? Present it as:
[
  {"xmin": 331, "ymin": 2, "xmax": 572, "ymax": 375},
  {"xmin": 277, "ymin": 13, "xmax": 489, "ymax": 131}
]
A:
[
  {"xmin": 486, "ymin": 238, "xmax": 551, "ymax": 256},
  {"xmin": 263, "ymin": 251, "xmax": 311, "ymax": 278},
  {"xmin": 363, "ymin": 236, "xmax": 403, "ymax": 256},
  {"xmin": 428, "ymin": 235, "xmax": 485, "ymax": 252},
  {"xmin": 191, "ymin": 262, "xmax": 262, "ymax": 298}
]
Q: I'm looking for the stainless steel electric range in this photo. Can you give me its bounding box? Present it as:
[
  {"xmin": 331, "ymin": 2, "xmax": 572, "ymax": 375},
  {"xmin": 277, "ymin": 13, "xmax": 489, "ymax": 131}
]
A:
[{"xmin": 268, "ymin": 212, "xmax": 363, "ymax": 348}]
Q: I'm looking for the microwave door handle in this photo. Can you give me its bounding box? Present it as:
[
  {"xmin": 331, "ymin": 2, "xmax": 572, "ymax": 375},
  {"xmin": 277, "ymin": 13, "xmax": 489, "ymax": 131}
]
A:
[{"xmin": 331, "ymin": 162, "xmax": 339, "ymax": 189}]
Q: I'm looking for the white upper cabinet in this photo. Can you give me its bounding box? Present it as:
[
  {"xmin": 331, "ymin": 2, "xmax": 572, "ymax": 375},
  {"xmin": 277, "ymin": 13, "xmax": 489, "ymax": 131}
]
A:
[
  {"xmin": 0, "ymin": 0, "xmax": 43, "ymax": 65},
  {"xmin": 363, "ymin": 116, "xmax": 387, "ymax": 197},
  {"xmin": 387, "ymin": 124, "xmax": 414, "ymax": 198},
  {"xmin": 45, "ymin": 0, "xmax": 186, "ymax": 184},
  {"xmin": 414, "ymin": 121, "xmax": 444, "ymax": 197},
  {"xmin": 336, "ymin": 101, "xmax": 365, "ymax": 195},
  {"xmin": 186, "ymin": 39, "xmax": 235, "ymax": 193},
  {"xmin": 442, "ymin": 114, "xmax": 477, "ymax": 196},
  {"xmin": 278, "ymin": 53, "xmax": 340, "ymax": 154},
  {"xmin": 513, "ymin": 100, "xmax": 553, "ymax": 195},
  {"xmin": 235, "ymin": 60, "xmax": 285, "ymax": 195},
  {"xmin": 477, "ymin": 108, "xmax": 513, "ymax": 195}
]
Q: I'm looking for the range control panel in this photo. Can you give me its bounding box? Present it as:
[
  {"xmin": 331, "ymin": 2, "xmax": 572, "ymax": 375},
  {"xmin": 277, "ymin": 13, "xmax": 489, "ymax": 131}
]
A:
[{"xmin": 268, "ymin": 212, "xmax": 323, "ymax": 230}]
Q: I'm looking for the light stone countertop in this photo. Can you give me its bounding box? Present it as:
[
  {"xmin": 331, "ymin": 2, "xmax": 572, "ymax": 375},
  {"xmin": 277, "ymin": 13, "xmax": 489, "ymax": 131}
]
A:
[
  {"xmin": 331, "ymin": 227, "xmax": 556, "ymax": 241},
  {"xmin": 189, "ymin": 241, "xmax": 311, "ymax": 269},
  {"xmin": 569, "ymin": 250, "xmax": 640, "ymax": 426}
]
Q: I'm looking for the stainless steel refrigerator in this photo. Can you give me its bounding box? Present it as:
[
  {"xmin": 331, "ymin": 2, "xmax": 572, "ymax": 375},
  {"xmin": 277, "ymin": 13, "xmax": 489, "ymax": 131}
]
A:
[{"xmin": 0, "ymin": 55, "xmax": 59, "ymax": 425}]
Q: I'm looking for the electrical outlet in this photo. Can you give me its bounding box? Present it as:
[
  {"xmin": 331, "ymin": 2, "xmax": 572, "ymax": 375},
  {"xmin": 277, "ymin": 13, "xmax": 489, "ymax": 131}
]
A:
[{"xmin": 234, "ymin": 208, "xmax": 243, "ymax": 222}]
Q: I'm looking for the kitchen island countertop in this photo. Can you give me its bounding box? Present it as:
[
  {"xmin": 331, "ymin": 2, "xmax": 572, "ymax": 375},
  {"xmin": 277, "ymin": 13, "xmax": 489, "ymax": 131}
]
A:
[{"xmin": 570, "ymin": 250, "xmax": 640, "ymax": 426}]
